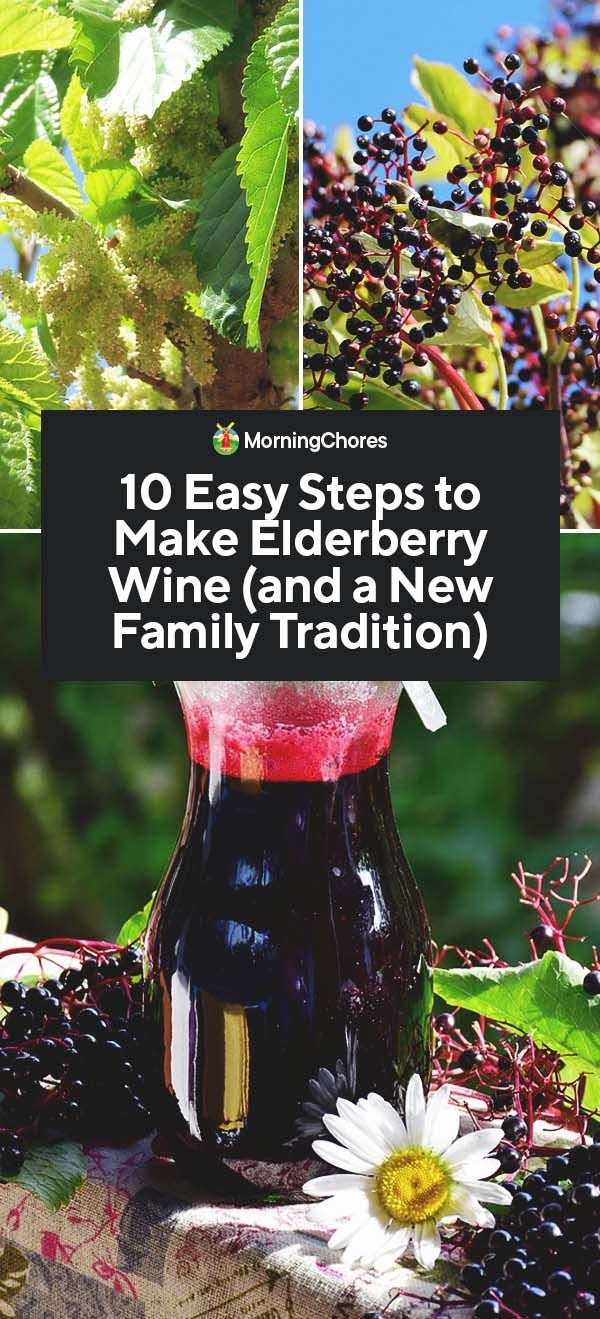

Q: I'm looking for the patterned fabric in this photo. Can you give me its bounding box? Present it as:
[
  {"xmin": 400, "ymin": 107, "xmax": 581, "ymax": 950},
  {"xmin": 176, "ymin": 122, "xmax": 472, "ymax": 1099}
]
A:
[{"xmin": 0, "ymin": 1142, "xmax": 468, "ymax": 1318}]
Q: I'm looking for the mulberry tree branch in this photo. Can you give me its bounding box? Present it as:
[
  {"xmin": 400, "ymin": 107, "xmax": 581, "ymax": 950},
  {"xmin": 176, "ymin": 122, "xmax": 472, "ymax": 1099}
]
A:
[
  {"xmin": 125, "ymin": 365, "xmax": 186, "ymax": 404},
  {"xmin": 0, "ymin": 164, "xmax": 78, "ymax": 223}
]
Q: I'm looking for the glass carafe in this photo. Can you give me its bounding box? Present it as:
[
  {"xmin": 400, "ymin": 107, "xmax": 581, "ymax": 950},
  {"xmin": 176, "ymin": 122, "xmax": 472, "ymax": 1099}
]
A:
[{"xmin": 144, "ymin": 681, "xmax": 432, "ymax": 1180}]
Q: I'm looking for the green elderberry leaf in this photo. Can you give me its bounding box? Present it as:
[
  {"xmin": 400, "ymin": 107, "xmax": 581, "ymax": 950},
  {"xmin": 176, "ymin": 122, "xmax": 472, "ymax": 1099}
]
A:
[
  {"xmin": 428, "ymin": 288, "xmax": 493, "ymax": 349},
  {"xmin": 23, "ymin": 140, "xmax": 83, "ymax": 212},
  {"xmin": 117, "ymin": 892, "xmax": 155, "ymax": 946},
  {"xmin": 84, "ymin": 159, "xmax": 143, "ymax": 223},
  {"xmin": 413, "ymin": 57, "xmax": 495, "ymax": 139},
  {"xmin": 264, "ymin": 0, "xmax": 299, "ymax": 121},
  {"xmin": 1, "ymin": 1140, "xmax": 86, "ymax": 1211},
  {"xmin": 238, "ymin": 33, "xmax": 290, "ymax": 350},
  {"xmin": 519, "ymin": 240, "xmax": 564, "ymax": 271},
  {"xmin": 0, "ymin": 411, "xmax": 39, "ymax": 529},
  {"xmin": 434, "ymin": 951, "xmax": 600, "ymax": 1111},
  {"xmin": 0, "ymin": 54, "xmax": 61, "ymax": 164},
  {"xmin": 0, "ymin": 328, "xmax": 63, "ymax": 411},
  {"xmin": 495, "ymin": 262, "xmax": 569, "ymax": 310},
  {"xmin": 98, "ymin": 0, "xmax": 238, "ymax": 118},
  {"xmin": 404, "ymin": 103, "xmax": 470, "ymax": 179},
  {"xmin": 0, "ymin": 2, "xmax": 75, "ymax": 59},
  {"xmin": 191, "ymin": 143, "xmax": 252, "ymax": 345},
  {"xmin": 427, "ymin": 205, "xmax": 500, "ymax": 247},
  {"xmin": 71, "ymin": 0, "xmax": 120, "ymax": 99}
]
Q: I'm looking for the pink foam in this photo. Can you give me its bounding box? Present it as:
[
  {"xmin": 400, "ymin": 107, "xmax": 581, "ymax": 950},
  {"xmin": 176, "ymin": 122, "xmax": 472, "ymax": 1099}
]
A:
[{"xmin": 180, "ymin": 683, "xmax": 399, "ymax": 781}]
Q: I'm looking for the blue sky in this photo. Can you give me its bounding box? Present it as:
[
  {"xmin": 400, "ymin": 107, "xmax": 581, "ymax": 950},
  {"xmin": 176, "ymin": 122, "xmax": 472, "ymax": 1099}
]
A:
[{"xmin": 304, "ymin": 0, "xmax": 548, "ymax": 134}]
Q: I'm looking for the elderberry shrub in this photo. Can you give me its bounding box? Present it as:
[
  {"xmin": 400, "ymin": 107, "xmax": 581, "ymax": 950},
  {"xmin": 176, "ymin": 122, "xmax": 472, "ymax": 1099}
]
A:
[
  {"xmin": 0, "ymin": 947, "xmax": 159, "ymax": 1173},
  {"xmin": 463, "ymin": 1137, "xmax": 600, "ymax": 1317},
  {"xmin": 491, "ymin": 4, "xmax": 600, "ymax": 212},
  {"xmin": 304, "ymin": 43, "xmax": 600, "ymax": 524},
  {"xmin": 433, "ymin": 860, "xmax": 597, "ymax": 1158}
]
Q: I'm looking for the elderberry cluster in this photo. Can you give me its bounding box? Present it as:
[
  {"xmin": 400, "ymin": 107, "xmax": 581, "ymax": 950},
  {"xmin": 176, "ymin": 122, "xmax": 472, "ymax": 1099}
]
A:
[
  {"xmin": 304, "ymin": 47, "xmax": 600, "ymax": 518},
  {"xmin": 463, "ymin": 1138, "xmax": 600, "ymax": 1317},
  {"xmin": 0, "ymin": 948, "xmax": 158, "ymax": 1174},
  {"xmin": 491, "ymin": 8, "xmax": 600, "ymax": 211},
  {"xmin": 434, "ymin": 1006, "xmax": 573, "ymax": 1158}
]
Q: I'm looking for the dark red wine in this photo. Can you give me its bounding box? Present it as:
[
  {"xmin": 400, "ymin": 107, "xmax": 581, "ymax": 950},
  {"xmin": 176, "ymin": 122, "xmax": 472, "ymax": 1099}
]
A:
[{"xmin": 144, "ymin": 684, "xmax": 432, "ymax": 1170}]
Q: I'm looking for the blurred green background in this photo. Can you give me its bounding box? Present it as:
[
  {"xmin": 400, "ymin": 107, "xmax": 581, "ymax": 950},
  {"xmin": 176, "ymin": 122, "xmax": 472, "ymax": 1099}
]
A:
[{"xmin": 0, "ymin": 534, "xmax": 598, "ymax": 959}]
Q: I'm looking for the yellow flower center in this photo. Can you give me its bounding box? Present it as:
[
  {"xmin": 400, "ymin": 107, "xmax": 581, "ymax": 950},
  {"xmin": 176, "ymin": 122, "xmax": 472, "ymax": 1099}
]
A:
[{"xmin": 375, "ymin": 1147, "xmax": 451, "ymax": 1224}]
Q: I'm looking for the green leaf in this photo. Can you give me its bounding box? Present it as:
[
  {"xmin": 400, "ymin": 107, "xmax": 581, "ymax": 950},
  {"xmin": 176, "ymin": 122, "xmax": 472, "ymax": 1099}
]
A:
[
  {"xmin": 495, "ymin": 263, "xmax": 569, "ymax": 310},
  {"xmin": 434, "ymin": 952, "xmax": 600, "ymax": 1111},
  {"xmin": 1, "ymin": 1140, "xmax": 86, "ymax": 1210},
  {"xmin": 60, "ymin": 72, "xmax": 104, "ymax": 172},
  {"xmin": 519, "ymin": 240, "xmax": 565, "ymax": 271},
  {"xmin": 0, "ymin": 3, "xmax": 74, "ymax": 58},
  {"xmin": 304, "ymin": 381, "xmax": 430, "ymax": 411},
  {"xmin": 404, "ymin": 103, "xmax": 469, "ymax": 180},
  {"xmin": 413, "ymin": 57, "xmax": 495, "ymax": 139},
  {"xmin": 71, "ymin": 0, "xmax": 120, "ymax": 100},
  {"xmin": 202, "ymin": 0, "xmax": 252, "ymax": 77},
  {"xmin": 99, "ymin": 0, "xmax": 238, "ymax": 119},
  {"xmin": 117, "ymin": 892, "xmax": 155, "ymax": 946},
  {"xmin": 0, "ymin": 377, "xmax": 42, "ymax": 420},
  {"xmin": 191, "ymin": 143, "xmax": 251, "ymax": 345},
  {"xmin": 0, "ymin": 411, "xmax": 40, "ymax": 529},
  {"xmin": 428, "ymin": 288, "xmax": 493, "ymax": 349},
  {"xmin": 0, "ymin": 54, "xmax": 61, "ymax": 163},
  {"xmin": 264, "ymin": 0, "xmax": 298, "ymax": 120},
  {"xmin": 0, "ymin": 327, "xmax": 63, "ymax": 410},
  {"xmin": 23, "ymin": 140, "xmax": 82, "ymax": 212},
  {"xmin": 428, "ymin": 205, "xmax": 500, "ymax": 248},
  {"xmin": 84, "ymin": 159, "xmax": 142, "ymax": 223},
  {"xmin": 238, "ymin": 33, "xmax": 290, "ymax": 350}
]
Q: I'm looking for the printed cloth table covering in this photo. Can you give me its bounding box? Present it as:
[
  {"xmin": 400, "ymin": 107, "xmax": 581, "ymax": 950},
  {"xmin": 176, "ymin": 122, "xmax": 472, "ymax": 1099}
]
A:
[{"xmin": 0, "ymin": 1140, "xmax": 470, "ymax": 1319}]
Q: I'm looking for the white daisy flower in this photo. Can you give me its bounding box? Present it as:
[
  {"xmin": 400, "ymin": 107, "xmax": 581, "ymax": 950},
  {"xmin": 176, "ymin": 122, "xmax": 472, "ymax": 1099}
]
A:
[{"xmin": 303, "ymin": 1073, "xmax": 513, "ymax": 1273}]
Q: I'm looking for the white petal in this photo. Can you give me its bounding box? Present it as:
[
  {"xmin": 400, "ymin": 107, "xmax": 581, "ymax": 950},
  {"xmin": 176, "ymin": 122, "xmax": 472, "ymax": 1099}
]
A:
[
  {"xmin": 358, "ymin": 1094, "xmax": 409, "ymax": 1148},
  {"xmin": 312, "ymin": 1138, "xmax": 375, "ymax": 1174},
  {"xmin": 449, "ymin": 1186, "xmax": 495, "ymax": 1228},
  {"xmin": 423, "ymin": 1086, "xmax": 460, "ymax": 1153},
  {"xmin": 303, "ymin": 1172, "xmax": 370, "ymax": 1199},
  {"xmin": 444, "ymin": 1126, "xmax": 502, "ymax": 1172},
  {"xmin": 334, "ymin": 1098, "xmax": 397, "ymax": 1159},
  {"xmin": 328, "ymin": 1208, "xmax": 371, "ymax": 1250},
  {"xmin": 342, "ymin": 1211, "xmax": 389, "ymax": 1267},
  {"xmin": 309, "ymin": 1188, "xmax": 369, "ymax": 1224},
  {"xmin": 414, "ymin": 1220, "xmax": 441, "ymax": 1270},
  {"xmin": 372, "ymin": 1225, "xmax": 412, "ymax": 1271},
  {"xmin": 322, "ymin": 1113, "xmax": 388, "ymax": 1166},
  {"xmin": 424, "ymin": 1083, "xmax": 450, "ymax": 1128},
  {"xmin": 460, "ymin": 1179, "xmax": 514, "ymax": 1206},
  {"xmin": 310, "ymin": 1197, "xmax": 344, "ymax": 1224},
  {"xmin": 404, "ymin": 1073, "xmax": 426, "ymax": 1145},
  {"xmin": 454, "ymin": 1158, "xmax": 500, "ymax": 1183}
]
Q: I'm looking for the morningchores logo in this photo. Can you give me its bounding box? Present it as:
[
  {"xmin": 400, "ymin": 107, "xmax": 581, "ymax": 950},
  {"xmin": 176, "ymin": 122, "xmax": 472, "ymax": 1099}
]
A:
[{"xmin": 242, "ymin": 427, "xmax": 388, "ymax": 453}]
